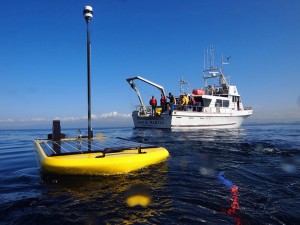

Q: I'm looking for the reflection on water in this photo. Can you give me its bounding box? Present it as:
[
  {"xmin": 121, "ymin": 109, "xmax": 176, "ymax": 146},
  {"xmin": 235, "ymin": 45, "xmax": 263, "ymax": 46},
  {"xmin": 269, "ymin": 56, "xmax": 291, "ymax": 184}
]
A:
[
  {"xmin": 38, "ymin": 163, "xmax": 170, "ymax": 224},
  {"xmin": 133, "ymin": 128, "xmax": 248, "ymax": 144},
  {"xmin": 125, "ymin": 183, "xmax": 152, "ymax": 207}
]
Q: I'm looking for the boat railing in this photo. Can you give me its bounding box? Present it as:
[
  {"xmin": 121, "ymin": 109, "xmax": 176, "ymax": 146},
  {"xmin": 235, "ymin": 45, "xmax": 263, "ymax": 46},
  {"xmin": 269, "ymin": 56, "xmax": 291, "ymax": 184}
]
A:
[
  {"xmin": 136, "ymin": 104, "xmax": 204, "ymax": 113},
  {"xmin": 135, "ymin": 104, "xmax": 241, "ymax": 114},
  {"xmin": 172, "ymin": 104, "xmax": 203, "ymax": 112},
  {"xmin": 135, "ymin": 105, "xmax": 152, "ymax": 115},
  {"xmin": 205, "ymin": 86, "xmax": 229, "ymax": 96},
  {"xmin": 172, "ymin": 105, "xmax": 237, "ymax": 114},
  {"xmin": 244, "ymin": 106, "xmax": 252, "ymax": 110}
]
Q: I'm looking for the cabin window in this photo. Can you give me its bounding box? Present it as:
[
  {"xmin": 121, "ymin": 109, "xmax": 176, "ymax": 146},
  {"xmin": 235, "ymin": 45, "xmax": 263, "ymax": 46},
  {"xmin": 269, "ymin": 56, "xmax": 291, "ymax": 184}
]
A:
[
  {"xmin": 215, "ymin": 99, "xmax": 229, "ymax": 107},
  {"xmin": 232, "ymin": 96, "xmax": 240, "ymax": 102},
  {"xmin": 202, "ymin": 98, "xmax": 212, "ymax": 107},
  {"xmin": 215, "ymin": 99, "xmax": 222, "ymax": 107},
  {"xmin": 223, "ymin": 100, "xmax": 229, "ymax": 107}
]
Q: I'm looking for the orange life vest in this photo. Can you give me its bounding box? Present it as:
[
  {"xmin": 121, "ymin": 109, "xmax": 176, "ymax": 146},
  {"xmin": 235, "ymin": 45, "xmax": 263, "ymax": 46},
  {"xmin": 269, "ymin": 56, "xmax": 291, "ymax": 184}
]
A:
[{"xmin": 150, "ymin": 98, "xmax": 157, "ymax": 105}]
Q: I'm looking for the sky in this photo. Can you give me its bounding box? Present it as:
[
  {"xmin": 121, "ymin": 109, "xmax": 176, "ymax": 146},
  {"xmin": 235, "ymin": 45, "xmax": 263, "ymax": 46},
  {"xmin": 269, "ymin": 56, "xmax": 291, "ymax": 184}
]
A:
[{"xmin": 0, "ymin": 0, "xmax": 300, "ymax": 129}]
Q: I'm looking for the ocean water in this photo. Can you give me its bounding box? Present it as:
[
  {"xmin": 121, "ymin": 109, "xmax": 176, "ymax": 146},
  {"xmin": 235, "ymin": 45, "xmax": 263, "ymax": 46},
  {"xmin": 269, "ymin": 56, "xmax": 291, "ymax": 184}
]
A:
[{"xmin": 0, "ymin": 123, "xmax": 300, "ymax": 225}]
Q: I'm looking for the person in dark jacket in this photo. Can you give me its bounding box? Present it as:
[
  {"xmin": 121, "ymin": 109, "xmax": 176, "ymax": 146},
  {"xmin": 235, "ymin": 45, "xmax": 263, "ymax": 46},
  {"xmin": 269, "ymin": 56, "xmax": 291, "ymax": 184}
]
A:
[{"xmin": 167, "ymin": 92, "xmax": 176, "ymax": 110}]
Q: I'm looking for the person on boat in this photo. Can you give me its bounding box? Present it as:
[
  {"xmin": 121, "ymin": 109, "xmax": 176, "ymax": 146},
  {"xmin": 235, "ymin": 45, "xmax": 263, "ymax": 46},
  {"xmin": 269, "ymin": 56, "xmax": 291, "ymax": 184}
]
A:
[
  {"xmin": 167, "ymin": 92, "xmax": 176, "ymax": 110},
  {"xmin": 181, "ymin": 93, "xmax": 189, "ymax": 110},
  {"xmin": 188, "ymin": 96, "xmax": 196, "ymax": 111},
  {"xmin": 149, "ymin": 96, "xmax": 157, "ymax": 116},
  {"xmin": 160, "ymin": 94, "xmax": 167, "ymax": 111}
]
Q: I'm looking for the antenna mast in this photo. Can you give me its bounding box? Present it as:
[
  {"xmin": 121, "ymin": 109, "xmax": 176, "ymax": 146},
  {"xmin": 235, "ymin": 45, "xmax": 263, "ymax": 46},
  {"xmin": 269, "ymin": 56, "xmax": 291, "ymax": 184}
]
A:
[
  {"xmin": 83, "ymin": 6, "xmax": 93, "ymax": 139},
  {"xmin": 179, "ymin": 78, "xmax": 190, "ymax": 95},
  {"xmin": 209, "ymin": 45, "xmax": 214, "ymax": 69}
]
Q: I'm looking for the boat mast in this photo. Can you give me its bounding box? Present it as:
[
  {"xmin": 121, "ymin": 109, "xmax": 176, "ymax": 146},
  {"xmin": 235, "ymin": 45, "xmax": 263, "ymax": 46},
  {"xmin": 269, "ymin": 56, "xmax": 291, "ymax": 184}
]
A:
[
  {"xmin": 83, "ymin": 6, "xmax": 93, "ymax": 139},
  {"xmin": 179, "ymin": 78, "xmax": 189, "ymax": 95},
  {"xmin": 203, "ymin": 46, "xmax": 215, "ymax": 87},
  {"xmin": 209, "ymin": 45, "xmax": 214, "ymax": 70}
]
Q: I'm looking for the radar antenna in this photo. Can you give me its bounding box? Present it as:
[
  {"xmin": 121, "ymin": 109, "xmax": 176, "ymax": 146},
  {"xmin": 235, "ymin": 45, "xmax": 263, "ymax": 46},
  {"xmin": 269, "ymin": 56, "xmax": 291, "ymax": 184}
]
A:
[{"xmin": 221, "ymin": 55, "xmax": 231, "ymax": 68}]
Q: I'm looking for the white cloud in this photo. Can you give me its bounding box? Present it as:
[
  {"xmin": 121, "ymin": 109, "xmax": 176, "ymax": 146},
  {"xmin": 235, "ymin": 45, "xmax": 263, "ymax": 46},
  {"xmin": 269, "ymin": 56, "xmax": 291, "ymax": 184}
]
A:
[
  {"xmin": 91, "ymin": 112, "xmax": 131, "ymax": 119},
  {"xmin": 54, "ymin": 112, "xmax": 131, "ymax": 121},
  {"xmin": 0, "ymin": 112, "xmax": 132, "ymax": 129},
  {"xmin": 0, "ymin": 112, "xmax": 131, "ymax": 124},
  {"xmin": 56, "ymin": 116, "xmax": 84, "ymax": 121},
  {"xmin": 20, "ymin": 118, "xmax": 47, "ymax": 122},
  {"xmin": 0, "ymin": 118, "xmax": 15, "ymax": 122}
]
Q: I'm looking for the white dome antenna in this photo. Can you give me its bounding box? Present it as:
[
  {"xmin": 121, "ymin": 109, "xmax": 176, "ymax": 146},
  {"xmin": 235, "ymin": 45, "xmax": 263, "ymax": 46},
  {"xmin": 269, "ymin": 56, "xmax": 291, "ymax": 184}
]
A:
[{"xmin": 83, "ymin": 6, "xmax": 93, "ymax": 23}]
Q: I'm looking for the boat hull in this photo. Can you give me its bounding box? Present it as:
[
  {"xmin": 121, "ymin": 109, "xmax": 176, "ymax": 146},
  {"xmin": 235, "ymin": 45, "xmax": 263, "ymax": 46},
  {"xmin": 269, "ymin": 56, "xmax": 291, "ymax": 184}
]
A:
[
  {"xmin": 34, "ymin": 139, "xmax": 169, "ymax": 175},
  {"xmin": 132, "ymin": 110, "xmax": 252, "ymax": 129}
]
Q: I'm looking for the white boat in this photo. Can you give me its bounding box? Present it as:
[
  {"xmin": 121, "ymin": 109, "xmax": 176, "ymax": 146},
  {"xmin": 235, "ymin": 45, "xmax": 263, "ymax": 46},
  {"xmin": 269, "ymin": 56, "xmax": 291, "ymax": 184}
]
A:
[{"xmin": 126, "ymin": 48, "xmax": 253, "ymax": 129}]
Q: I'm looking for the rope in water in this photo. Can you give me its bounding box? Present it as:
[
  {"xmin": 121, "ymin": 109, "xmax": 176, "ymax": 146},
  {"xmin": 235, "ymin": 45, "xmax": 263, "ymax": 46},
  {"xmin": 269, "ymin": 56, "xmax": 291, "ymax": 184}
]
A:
[{"xmin": 217, "ymin": 172, "xmax": 241, "ymax": 225}]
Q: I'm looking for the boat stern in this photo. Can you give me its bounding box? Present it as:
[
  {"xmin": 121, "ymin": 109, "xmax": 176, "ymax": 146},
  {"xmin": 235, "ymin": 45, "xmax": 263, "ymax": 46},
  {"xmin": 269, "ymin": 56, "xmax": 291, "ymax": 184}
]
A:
[{"xmin": 132, "ymin": 110, "xmax": 171, "ymax": 129}]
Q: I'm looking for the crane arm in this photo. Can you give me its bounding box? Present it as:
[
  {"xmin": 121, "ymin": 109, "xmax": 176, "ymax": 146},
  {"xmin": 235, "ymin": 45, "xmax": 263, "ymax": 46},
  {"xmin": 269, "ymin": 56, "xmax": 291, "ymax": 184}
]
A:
[{"xmin": 126, "ymin": 76, "xmax": 166, "ymax": 97}]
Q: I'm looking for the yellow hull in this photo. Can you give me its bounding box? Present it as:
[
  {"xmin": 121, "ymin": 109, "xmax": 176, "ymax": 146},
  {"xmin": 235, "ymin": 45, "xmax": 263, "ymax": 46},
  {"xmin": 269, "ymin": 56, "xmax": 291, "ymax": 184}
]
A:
[{"xmin": 34, "ymin": 139, "xmax": 169, "ymax": 175}]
